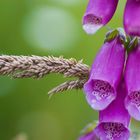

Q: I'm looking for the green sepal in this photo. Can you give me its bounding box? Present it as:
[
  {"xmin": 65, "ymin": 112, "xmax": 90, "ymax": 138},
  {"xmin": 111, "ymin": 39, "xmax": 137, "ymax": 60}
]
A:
[
  {"xmin": 117, "ymin": 27, "xmax": 127, "ymax": 45},
  {"xmin": 104, "ymin": 28, "xmax": 127, "ymax": 46},
  {"xmin": 126, "ymin": 37, "xmax": 138, "ymax": 53},
  {"xmin": 104, "ymin": 29, "xmax": 119, "ymax": 43}
]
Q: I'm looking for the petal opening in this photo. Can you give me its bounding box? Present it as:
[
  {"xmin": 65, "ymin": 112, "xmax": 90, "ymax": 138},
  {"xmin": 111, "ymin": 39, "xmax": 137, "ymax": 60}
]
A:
[
  {"xmin": 95, "ymin": 122, "xmax": 130, "ymax": 140},
  {"xmin": 84, "ymin": 79, "xmax": 116, "ymax": 110},
  {"xmin": 125, "ymin": 91, "xmax": 140, "ymax": 121},
  {"xmin": 83, "ymin": 14, "xmax": 103, "ymax": 34}
]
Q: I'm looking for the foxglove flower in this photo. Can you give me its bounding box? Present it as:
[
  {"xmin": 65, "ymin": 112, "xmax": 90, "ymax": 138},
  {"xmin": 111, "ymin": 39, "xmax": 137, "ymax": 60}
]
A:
[
  {"xmin": 125, "ymin": 43, "xmax": 140, "ymax": 121},
  {"xmin": 84, "ymin": 35, "xmax": 125, "ymax": 110},
  {"xmin": 94, "ymin": 81, "xmax": 130, "ymax": 140},
  {"xmin": 83, "ymin": 0, "xmax": 119, "ymax": 34},
  {"xmin": 124, "ymin": 0, "xmax": 140, "ymax": 36}
]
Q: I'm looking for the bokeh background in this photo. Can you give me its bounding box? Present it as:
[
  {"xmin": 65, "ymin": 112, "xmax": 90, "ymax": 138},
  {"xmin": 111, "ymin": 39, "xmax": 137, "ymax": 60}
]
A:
[{"xmin": 0, "ymin": 0, "xmax": 139, "ymax": 140}]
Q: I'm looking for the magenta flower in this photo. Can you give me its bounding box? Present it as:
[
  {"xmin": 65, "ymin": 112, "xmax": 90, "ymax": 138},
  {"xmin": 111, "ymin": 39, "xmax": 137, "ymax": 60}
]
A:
[
  {"xmin": 124, "ymin": 0, "xmax": 140, "ymax": 36},
  {"xmin": 125, "ymin": 43, "xmax": 140, "ymax": 121},
  {"xmin": 83, "ymin": 0, "xmax": 119, "ymax": 34},
  {"xmin": 84, "ymin": 36, "xmax": 125, "ymax": 110},
  {"xmin": 94, "ymin": 81, "xmax": 130, "ymax": 140}
]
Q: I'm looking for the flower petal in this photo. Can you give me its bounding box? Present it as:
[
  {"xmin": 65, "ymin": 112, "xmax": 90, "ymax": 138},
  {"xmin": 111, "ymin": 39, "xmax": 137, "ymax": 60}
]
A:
[
  {"xmin": 125, "ymin": 93, "xmax": 140, "ymax": 121},
  {"xmin": 95, "ymin": 122, "xmax": 130, "ymax": 140},
  {"xmin": 94, "ymin": 80, "xmax": 130, "ymax": 140},
  {"xmin": 84, "ymin": 37, "xmax": 125, "ymax": 110},
  {"xmin": 125, "ymin": 45, "xmax": 140, "ymax": 120},
  {"xmin": 83, "ymin": 0, "xmax": 119, "ymax": 34},
  {"xmin": 124, "ymin": 0, "xmax": 140, "ymax": 36},
  {"xmin": 84, "ymin": 80, "xmax": 115, "ymax": 110}
]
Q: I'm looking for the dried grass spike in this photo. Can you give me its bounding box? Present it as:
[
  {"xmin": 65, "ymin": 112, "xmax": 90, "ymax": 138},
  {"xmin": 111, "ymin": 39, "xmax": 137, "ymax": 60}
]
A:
[{"xmin": 48, "ymin": 79, "xmax": 86, "ymax": 98}]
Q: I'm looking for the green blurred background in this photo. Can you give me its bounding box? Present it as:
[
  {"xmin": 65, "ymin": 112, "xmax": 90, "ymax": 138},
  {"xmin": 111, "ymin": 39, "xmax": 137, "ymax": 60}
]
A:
[{"xmin": 0, "ymin": 0, "xmax": 134, "ymax": 140}]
